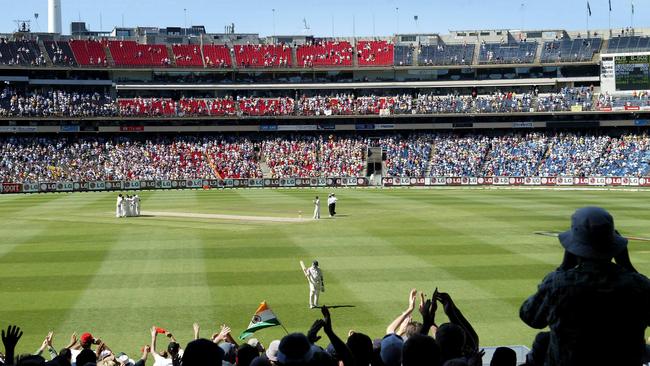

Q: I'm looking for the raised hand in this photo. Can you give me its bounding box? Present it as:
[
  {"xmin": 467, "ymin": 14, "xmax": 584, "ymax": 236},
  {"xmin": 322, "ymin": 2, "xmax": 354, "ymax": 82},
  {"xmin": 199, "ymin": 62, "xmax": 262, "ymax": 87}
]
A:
[
  {"xmin": 435, "ymin": 290, "xmax": 454, "ymax": 313},
  {"xmin": 193, "ymin": 323, "xmax": 200, "ymax": 340},
  {"xmin": 418, "ymin": 295, "xmax": 438, "ymax": 332},
  {"xmin": 45, "ymin": 331, "xmax": 54, "ymax": 347},
  {"xmin": 407, "ymin": 288, "xmax": 417, "ymax": 312},
  {"xmin": 212, "ymin": 324, "xmax": 231, "ymax": 343},
  {"xmin": 321, "ymin": 306, "xmax": 333, "ymax": 333},
  {"xmin": 307, "ymin": 319, "xmax": 325, "ymax": 343},
  {"xmin": 1, "ymin": 325, "xmax": 23, "ymax": 350},
  {"xmin": 466, "ymin": 349, "xmax": 485, "ymax": 366}
]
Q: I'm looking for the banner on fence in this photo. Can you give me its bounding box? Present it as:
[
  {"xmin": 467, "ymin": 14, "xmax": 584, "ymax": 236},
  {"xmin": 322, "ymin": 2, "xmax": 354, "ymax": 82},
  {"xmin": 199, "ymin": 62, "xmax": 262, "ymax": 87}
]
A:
[{"xmin": 3, "ymin": 176, "xmax": 650, "ymax": 194}]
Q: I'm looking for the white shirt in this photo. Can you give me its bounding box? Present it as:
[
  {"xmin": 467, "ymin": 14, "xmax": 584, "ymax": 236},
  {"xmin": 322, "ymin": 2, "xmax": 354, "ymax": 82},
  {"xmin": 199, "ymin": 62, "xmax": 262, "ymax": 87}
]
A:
[{"xmin": 306, "ymin": 266, "xmax": 323, "ymax": 286}]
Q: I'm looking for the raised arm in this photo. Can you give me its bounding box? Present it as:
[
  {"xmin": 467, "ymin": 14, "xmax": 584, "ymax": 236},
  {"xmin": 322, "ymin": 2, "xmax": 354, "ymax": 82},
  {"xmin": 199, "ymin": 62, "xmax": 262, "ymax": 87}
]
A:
[
  {"xmin": 65, "ymin": 332, "xmax": 79, "ymax": 350},
  {"xmin": 321, "ymin": 306, "xmax": 354, "ymax": 366},
  {"xmin": 133, "ymin": 345, "xmax": 151, "ymax": 366},
  {"xmin": 435, "ymin": 291, "xmax": 479, "ymax": 353},
  {"xmin": 1, "ymin": 325, "xmax": 23, "ymax": 366},
  {"xmin": 386, "ymin": 289, "xmax": 418, "ymax": 334},
  {"xmin": 150, "ymin": 326, "xmax": 158, "ymax": 355},
  {"xmin": 193, "ymin": 323, "xmax": 200, "ymax": 341}
]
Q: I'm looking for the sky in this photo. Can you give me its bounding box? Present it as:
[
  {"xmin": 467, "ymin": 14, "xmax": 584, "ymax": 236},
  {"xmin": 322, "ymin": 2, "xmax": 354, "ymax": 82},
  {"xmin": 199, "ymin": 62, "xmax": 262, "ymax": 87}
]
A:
[{"xmin": 0, "ymin": 0, "xmax": 647, "ymax": 37}]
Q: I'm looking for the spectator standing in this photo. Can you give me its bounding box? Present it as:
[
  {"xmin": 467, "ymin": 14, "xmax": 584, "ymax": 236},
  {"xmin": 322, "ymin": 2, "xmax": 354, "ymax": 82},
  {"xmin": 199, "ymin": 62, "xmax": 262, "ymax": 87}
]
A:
[{"xmin": 520, "ymin": 207, "xmax": 650, "ymax": 366}]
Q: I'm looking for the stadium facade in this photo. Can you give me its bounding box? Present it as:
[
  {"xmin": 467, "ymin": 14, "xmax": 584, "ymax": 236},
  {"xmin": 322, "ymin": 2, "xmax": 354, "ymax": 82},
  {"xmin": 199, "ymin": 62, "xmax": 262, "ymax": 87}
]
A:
[{"xmin": 1, "ymin": 22, "xmax": 650, "ymax": 193}]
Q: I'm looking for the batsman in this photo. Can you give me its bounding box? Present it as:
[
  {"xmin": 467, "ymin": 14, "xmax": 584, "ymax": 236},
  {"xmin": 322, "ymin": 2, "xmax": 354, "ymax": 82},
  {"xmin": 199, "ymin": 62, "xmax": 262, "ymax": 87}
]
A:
[{"xmin": 301, "ymin": 260, "xmax": 325, "ymax": 309}]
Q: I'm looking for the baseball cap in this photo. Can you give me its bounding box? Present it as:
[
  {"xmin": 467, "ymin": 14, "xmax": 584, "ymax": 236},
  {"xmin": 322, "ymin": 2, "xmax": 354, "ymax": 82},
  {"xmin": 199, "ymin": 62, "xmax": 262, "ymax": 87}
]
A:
[
  {"xmin": 266, "ymin": 340, "xmax": 281, "ymax": 362},
  {"xmin": 80, "ymin": 332, "xmax": 95, "ymax": 345}
]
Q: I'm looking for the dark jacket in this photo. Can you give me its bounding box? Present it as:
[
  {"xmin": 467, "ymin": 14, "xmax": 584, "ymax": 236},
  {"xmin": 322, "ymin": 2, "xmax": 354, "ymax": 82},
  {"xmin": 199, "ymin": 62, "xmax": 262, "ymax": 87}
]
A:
[{"xmin": 520, "ymin": 261, "xmax": 650, "ymax": 366}]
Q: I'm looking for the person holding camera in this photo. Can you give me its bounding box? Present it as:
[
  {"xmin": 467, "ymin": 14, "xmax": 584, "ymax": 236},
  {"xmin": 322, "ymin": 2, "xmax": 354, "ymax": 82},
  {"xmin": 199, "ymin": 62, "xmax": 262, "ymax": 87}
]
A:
[{"xmin": 520, "ymin": 207, "xmax": 650, "ymax": 366}]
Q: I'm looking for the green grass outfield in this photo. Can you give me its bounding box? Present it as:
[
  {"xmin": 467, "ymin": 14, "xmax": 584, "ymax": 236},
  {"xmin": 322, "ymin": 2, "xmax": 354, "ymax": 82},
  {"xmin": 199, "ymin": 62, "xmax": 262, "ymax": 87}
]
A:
[{"xmin": 1, "ymin": 188, "xmax": 649, "ymax": 356}]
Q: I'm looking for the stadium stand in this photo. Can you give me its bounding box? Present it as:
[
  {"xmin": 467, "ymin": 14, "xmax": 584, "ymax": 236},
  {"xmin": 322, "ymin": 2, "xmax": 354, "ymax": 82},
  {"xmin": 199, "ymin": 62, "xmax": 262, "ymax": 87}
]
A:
[
  {"xmin": 234, "ymin": 44, "xmax": 291, "ymax": 68},
  {"xmin": 238, "ymin": 97, "xmax": 295, "ymax": 116},
  {"xmin": 538, "ymin": 133, "xmax": 610, "ymax": 177},
  {"xmin": 69, "ymin": 39, "xmax": 108, "ymax": 66},
  {"xmin": 357, "ymin": 40, "xmax": 394, "ymax": 66},
  {"xmin": 108, "ymin": 40, "xmax": 171, "ymax": 67},
  {"xmin": 597, "ymin": 134, "xmax": 650, "ymax": 176},
  {"xmin": 297, "ymin": 40, "xmax": 353, "ymax": 67},
  {"xmin": 382, "ymin": 134, "xmax": 433, "ymax": 177},
  {"xmin": 0, "ymin": 39, "xmax": 46, "ymax": 66},
  {"xmin": 536, "ymin": 87, "xmax": 594, "ymax": 112},
  {"xmin": 482, "ymin": 133, "xmax": 549, "ymax": 177},
  {"xmin": 429, "ymin": 134, "xmax": 491, "ymax": 177},
  {"xmin": 540, "ymin": 37, "xmax": 602, "ymax": 63},
  {"xmin": 0, "ymin": 88, "xmax": 117, "ymax": 117},
  {"xmin": 2, "ymin": 132, "xmax": 650, "ymax": 182},
  {"xmin": 479, "ymin": 41, "xmax": 537, "ymax": 64},
  {"xmin": 606, "ymin": 35, "xmax": 650, "ymax": 53},
  {"xmin": 172, "ymin": 44, "xmax": 204, "ymax": 67},
  {"xmin": 0, "ymin": 88, "xmax": 608, "ymax": 117},
  {"xmin": 418, "ymin": 43, "xmax": 475, "ymax": 66},
  {"xmin": 261, "ymin": 136, "xmax": 365, "ymax": 178},
  {"xmin": 393, "ymin": 44, "xmax": 414, "ymax": 66},
  {"xmin": 202, "ymin": 44, "xmax": 232, "ymax": 68},
  {"xmin": 43, "ymin": 40, "xmax": 78, "ymax": 66}
]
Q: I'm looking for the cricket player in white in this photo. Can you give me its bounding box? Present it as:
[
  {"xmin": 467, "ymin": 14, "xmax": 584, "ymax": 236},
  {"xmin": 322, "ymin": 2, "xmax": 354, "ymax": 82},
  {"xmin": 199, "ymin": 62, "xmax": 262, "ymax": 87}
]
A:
[
  {"xmin": 303, "ymin": 260, "xmax": 324, "ymax": 308},
  {"xmin": 134, "ymin": 195, "xmax": 141, "ymax": 216},
  {"xmin": 116, "ymin": 194, "xmax": 124, "ymax": 218},
  {"xmin": 313, "ymin": 196, "xmax": 321, "ymax": 219}
]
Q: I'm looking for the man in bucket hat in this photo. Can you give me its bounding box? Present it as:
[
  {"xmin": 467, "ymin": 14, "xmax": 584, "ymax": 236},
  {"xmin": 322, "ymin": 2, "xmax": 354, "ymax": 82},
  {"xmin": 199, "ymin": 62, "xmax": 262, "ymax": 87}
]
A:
[{"xmin": 520, "ymin": 207, "xmax": 650, "ymax": 366}]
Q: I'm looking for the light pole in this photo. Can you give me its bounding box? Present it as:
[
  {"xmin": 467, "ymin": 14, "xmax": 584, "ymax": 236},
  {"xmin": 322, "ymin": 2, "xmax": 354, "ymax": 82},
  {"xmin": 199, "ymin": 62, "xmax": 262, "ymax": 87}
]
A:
[
  {"xmin": 272, "ymin": 9, "xmax": 276, "ymax": 38},
  {"xmin": 395, "ymin": 7, "xmax": 399, "ymax": 34},
  {"xmin": 184, "ymin": 8, "xmax": 187, "ymax": 36}
]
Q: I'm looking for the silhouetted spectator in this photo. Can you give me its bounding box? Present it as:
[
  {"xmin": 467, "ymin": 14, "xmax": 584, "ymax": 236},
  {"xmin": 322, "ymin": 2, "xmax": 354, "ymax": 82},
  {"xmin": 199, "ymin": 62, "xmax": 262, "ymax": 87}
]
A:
[{"xmin": 520, "ymin": 207, "xmax": 650, "ymax": 366}]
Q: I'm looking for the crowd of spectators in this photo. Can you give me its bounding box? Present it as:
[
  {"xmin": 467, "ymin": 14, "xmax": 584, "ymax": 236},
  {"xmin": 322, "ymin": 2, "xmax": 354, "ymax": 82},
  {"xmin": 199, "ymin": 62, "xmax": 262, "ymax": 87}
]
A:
[
  {"xmin": 234, "ymin": 44, "xmax": 291, "ymax": 68},
  {"xmin": 0, "ymin": 88, "xmax": 117, "ymax": 117},
  {"xmin": 0, "ymin": 39, "xmax": 47, "ymax": 66},
  {"xmin": 0, "ymin": 290, "xmax": 509, "ymax": 366},
  {"xmin": 428, "ymin": 134, "xmax": 491, "ymax": 177},
  {"xmin": 382, "ymin": 135, "xmax": 432, "ymax": 177},
  {"xmin": 297, "ymin": 41, "xmax": 353, "ymax": 67},
  {"xmin": 536, "ymin": 87, "xmax": 594, "ymax": 112},
  {"xmin": 2, "ymin": 132, "xmax": 650, "ymax": 182},
  {"xmin": 538, "ymin": 133, "xmax": 610, "ymax": 176},
  {"xmin": 0, "ymin": 87, "xmax": 631, "ymax": 118},
  {"xmin": 260, "ymin": 136, "xmax": 365, "ymax": 178}
]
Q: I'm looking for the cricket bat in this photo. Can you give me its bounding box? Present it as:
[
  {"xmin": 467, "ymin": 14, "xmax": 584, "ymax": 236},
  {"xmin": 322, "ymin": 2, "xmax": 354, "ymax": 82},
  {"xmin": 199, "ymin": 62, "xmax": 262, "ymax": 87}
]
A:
[{"xmin": 300, "ymin": 260, "xmax": 306, "ymax": 273}]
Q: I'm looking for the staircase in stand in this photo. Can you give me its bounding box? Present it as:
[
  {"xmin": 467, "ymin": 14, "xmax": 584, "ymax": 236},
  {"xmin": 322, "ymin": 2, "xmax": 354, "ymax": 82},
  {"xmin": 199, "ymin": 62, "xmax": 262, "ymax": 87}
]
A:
[
  {"xmin": 259, "ymin": 160, "xmax": 272, "ymax": 178},
  {"xmin": 38, "ymin": 41, "xmax": 53, "ymax": 66}
]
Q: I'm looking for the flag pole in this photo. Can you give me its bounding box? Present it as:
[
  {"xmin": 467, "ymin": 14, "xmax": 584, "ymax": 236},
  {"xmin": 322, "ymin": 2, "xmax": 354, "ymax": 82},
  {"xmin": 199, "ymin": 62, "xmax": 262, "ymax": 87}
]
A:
[
  {"xmin": 280, "ymin": 323, "xmax": 290, "ymax": 335},
  {"xmin": 609, "ymin": 1, "xmax": 612, "ymax": 36},
  {"xmin": 586, "ymin": 1, "xmax": 590, "ymax": 38}
]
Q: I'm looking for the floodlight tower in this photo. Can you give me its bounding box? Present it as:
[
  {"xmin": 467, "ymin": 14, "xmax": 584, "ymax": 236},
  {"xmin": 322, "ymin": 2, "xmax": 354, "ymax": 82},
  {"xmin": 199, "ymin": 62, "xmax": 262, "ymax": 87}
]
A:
[{"xmin": 48, "ymin": 0, "xmax": 62, "ymax": 34}]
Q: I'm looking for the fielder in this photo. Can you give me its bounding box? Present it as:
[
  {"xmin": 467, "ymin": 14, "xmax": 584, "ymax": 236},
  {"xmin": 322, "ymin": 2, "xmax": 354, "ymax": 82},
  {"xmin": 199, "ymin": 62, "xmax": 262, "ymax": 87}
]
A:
[
  {"xmin": 116, "ymin": 194, "xmax": 124, "ymax": 218},
  {"xmin": 301, "ymin": 260, "xmax": 325, "ymax": 308},
  {"xmin": 134, "ymin": 194, "xmax": 141, "ymax": 216},
  {"xmin": 313, "ymin": 196, "xmax": 321, "ymax": 219}
]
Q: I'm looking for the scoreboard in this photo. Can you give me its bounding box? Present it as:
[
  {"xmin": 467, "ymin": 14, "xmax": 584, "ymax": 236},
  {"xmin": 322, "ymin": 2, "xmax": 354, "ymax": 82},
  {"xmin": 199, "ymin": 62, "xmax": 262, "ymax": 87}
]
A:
[
  {"xmin": 614, "ymin": 55, "xmax": 650, "ymax": 91},
  {"xmin": 600, "ymin": 52, "xmax": 650, "ymax": 94}
]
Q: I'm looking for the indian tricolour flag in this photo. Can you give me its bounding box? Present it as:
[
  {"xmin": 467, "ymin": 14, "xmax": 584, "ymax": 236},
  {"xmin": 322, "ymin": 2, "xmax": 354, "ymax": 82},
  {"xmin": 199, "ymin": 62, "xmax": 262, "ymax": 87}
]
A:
[{"xmin": 239, "ymin": 301, "xmax": 282, "ymax": 340}]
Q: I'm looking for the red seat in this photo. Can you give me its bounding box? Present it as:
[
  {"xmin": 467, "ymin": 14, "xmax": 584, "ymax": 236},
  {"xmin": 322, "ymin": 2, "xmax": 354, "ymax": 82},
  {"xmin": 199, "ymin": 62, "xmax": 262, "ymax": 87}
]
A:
[
  {"xmin": 202, "ymin": 45, "xmax": 232, "ymax": 68},
  {"xmin": 69, "ymin": 40, "xmax": 108, "ymax": 66},
  {"xmin": 297, "ymin": 41, "xmax": 353, "ymax": 67},
  {"xmin": 172, "ymin": 45, "xmax": 204, "ymax": 67},
  {"xmin": 357, "ymin": 40, "xmax": 394, "ymax": 66},
  {"xmin": 233, "ymin": 44, "xmax": 291, "ymax": 68},
  {"xmin": 108, "ymin": 41, "xmax": 171, "ymax": 67}
]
